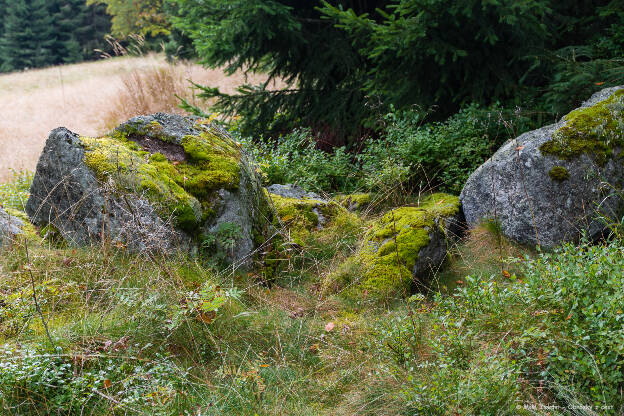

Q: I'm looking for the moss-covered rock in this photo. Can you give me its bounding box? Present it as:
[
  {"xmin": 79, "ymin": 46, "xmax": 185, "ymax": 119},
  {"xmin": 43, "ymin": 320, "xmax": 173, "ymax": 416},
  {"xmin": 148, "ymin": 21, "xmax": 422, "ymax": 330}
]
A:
[
  {"xmin": 334, "ymin": 193, "xmax": 372, "ymax": 211},
  {"xmin": 461, "ymin": 86, "xmax": 624, "ymax": 248},
  {"xmin": 540, "ymin": 89, "xmax": 624, "ymax": 165},
  {"xmin": 26, "ymin": 114, "xmax": 272, "ymax": 264},
  {"xmin": 0, "ymin": 207, "xmax": 26, "ymax": 248},
  {"xmin": 4, "ymin": 208, "xmax": 40, "ymax": 243},
  {"xmin": 548, "ymin": 166, "xmax": 570, "ymax": 182},
  {"xmin": 323, "ymin": 193, "xmax": 461, "ymax": 301},
  {"xmin": 269, "ymin": 193, "xmax": 343, "ymax": 246}
]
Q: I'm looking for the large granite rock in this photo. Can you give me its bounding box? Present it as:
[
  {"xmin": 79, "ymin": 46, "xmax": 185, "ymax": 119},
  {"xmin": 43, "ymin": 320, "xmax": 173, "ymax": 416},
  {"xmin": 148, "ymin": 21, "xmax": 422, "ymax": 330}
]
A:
[
  {"xmin": 26, "ymin": 113, "xmax": 273, "ymax": 264},
  {"xmin": 460, "ymin": 86, "xmax": 624, "ymax": 248}
]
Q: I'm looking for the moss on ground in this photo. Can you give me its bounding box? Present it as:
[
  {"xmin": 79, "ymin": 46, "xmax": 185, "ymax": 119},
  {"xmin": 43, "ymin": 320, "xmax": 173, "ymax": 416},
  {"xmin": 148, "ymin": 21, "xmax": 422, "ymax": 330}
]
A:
[
  {"xmin": 540, "ymin": 89, "xmax": 624, "ymax": 165},
  {"xmin": 80, "ymin": 122, "xmax": 242, "ymax": 233},
  {"xmin": 324, "ymin": 193, "xmax": 460, "ymax": 301}
]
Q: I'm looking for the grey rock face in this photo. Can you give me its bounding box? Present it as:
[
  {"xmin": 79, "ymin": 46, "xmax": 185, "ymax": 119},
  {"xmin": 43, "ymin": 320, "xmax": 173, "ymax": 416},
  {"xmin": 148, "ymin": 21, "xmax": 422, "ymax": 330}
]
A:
[
  {"xmin": 26, "ymin": 114, "xmax": 272, "ymax": 264},
  {"xmin": 26, "ymin": 127, "xmax": 187, "ymax": 252},
  {"xmin": 0, "ymin": 208, "xmax": 23, "ymax": 248},
  {"xmin": 266, "ymin": 184, "xmax": 324, "ymax": 201},
  {"xmin": 460, "ymin": 86, "xmax": 624, "ymax": 248},
  {"xmin": 207, "ymin": 153, "xmax": 272, "ymax": 266}
]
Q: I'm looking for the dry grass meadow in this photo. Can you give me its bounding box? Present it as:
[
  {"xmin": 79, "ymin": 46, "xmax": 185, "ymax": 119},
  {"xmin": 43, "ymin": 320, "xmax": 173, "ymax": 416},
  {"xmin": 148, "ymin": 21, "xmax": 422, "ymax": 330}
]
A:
[{"xmin": 0, "ymin": 54, "xmax": 278, "ymax": 182}]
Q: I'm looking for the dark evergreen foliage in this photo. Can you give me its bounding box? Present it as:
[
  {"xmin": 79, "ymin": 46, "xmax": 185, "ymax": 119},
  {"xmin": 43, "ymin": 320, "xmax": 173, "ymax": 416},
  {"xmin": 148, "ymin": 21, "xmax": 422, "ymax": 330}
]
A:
[
  {"xmin": 0, "ymin": 0, "xmax": 56, "ymax": 72},
  {"xmin": 50, "ymin": 0, "xmax": 111, "ymax": 63},
  {"xmin": 171, "ymin": 0, "xmax": 624, "ymax": 141},
  {"xmin": 170, "ymin": 0, "xmax": 389, "ymax": 140},
  {"xmin": 0, "ymin": 0, "xmax": 111, "ymax": 72}
]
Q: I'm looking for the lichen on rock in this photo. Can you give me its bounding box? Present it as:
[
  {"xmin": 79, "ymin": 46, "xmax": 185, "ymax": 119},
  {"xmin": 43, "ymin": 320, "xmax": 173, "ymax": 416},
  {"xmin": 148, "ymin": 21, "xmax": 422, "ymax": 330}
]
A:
[{"xmin": 323, "ymin": 193, "xmax": 461, "ymax": 301}]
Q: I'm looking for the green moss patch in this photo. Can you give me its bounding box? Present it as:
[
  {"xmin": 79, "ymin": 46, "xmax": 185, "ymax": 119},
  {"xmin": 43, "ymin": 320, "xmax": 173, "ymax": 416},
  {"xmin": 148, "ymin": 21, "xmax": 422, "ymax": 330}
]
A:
[
  {"xmin": 540, "ymin": 89, "xmax": 624, "ymax": 165},
  {"xmin": 334, "ymin": 193, "xmax": 372, "ymax": 211},
  {"xmin": 270, "ymin": 193, "xmax": 343, "ymax": 246},
  {"xmin": 324, "ymin": 193, "xmax": 460, "ymax": 301},
  {"xmin": 80, "ymin": 125, "xmax": 242, "ymax": 233},
  {"xmin": 548, "ymin": 165, "xmax": 570, "ymax": 182}
]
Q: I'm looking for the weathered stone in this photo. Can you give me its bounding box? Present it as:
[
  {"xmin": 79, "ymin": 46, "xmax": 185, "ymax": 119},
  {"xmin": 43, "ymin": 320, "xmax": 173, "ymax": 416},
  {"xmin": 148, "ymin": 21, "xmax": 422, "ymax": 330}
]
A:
[
  {"xmin": 323, "ymin": 193, "xmax": 462, "ymax": 300},
  {"xmin": 266, "ymin": 184, "xmax": 323, "ymax": 201},
  {"xmin": 460, "ymin": 86, "xmax": 624, "ymax": 248},
  {"xmin": 267, "ymin": 185, "xmax": 341, "ymax": 246},
  {"xmin": 26, "ymin": 114, "xmax": 273, "ymax": 264},
  {"xmin": 0, "ymin": 207, "xmax": 23, "ymax": 248}
]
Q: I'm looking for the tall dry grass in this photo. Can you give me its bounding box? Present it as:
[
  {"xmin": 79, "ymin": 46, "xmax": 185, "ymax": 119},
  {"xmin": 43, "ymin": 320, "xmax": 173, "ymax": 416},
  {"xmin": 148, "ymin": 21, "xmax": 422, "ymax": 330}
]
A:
[
  {"xmin": 101, "ymin": 66, "xmax": 189, "ymax": 130},
  {"xmin": 0, "ymin": 54, "xmax": 281, "ymax": 182}
]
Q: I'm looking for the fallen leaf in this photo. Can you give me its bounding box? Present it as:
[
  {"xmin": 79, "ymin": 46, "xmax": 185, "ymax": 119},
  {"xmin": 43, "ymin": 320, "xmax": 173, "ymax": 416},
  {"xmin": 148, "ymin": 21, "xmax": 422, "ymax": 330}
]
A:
[
  {"xmin": 595, "ymin": 82, "xmax": 605, "ymax": 86},
  {"xmin": 325, "ymin": 322, "xmax": 335, "ymax": 332},
  {"xmin": 198, "ymin": 310, "xmax": 217, "ymax": 324}
]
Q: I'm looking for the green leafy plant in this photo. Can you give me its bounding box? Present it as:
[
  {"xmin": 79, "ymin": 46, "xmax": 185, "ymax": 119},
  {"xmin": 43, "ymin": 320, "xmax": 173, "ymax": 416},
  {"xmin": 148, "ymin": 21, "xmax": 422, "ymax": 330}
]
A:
[{"xmin": 0, "ymin": 170, "xmax": 33, "ymax": 211}]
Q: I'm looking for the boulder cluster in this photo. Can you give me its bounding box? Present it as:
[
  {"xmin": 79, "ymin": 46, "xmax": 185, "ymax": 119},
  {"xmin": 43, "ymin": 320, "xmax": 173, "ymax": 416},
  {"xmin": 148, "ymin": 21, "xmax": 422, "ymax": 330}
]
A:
[{"xmin": 12, "ymin": 86, "xmax": 623, "ymax": 301}]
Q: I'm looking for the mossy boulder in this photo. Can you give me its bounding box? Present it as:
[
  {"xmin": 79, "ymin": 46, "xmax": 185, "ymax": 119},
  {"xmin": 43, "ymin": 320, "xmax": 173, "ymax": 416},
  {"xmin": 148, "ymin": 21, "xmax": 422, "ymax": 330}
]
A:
[
  {"xmin": 323, "ymin": 193, "xmax": 462, "ymax": 301},
  {"xmin": 267, "ymin": 184, "xmax": 343, "ymax": 245},
  {"xmin": 334, "ymin": 193, "xmax": 372, "ymax": 211},
  {"xmin": 26, "ymin": 114, "xmax": 272, "ymax": 263},
  {"xmin": 461, "ymin": 86, "xmax": 624, "ymax": 248}
]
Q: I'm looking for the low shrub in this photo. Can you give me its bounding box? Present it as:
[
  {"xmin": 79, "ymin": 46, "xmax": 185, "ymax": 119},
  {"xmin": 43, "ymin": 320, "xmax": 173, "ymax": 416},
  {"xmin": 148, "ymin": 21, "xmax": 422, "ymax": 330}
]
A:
[
  {"xmin": 376, "ymin": 238, "xmax": 624, "ymax": 414},
  {"xmin": 239, "ymin": 128, "xmax": 360, "ymax": 193},
  {"xmin": 239, "ymin": 104, "xmax": 531, "ymax": 195},
  {"xmin": 0, "ymin": 347, "xmax": 186, "ymax": 415},
  {"xmin": 0, "ymin": 170, "xmax": 33, "ymax": 211},
  {"xmin": 359, "ymin": 104, "xmax": 529, "ymax": 194}
]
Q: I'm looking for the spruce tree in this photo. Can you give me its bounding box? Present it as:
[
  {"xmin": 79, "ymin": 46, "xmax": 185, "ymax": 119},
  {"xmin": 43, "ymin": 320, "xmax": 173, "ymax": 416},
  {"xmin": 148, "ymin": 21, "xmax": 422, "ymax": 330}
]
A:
[
  {"xmin": 51, "ymin": 0, "xmax": 87, "ymax": 64},
  {"xmin": 77, "ymin": 1, "xmax": 112, "ymax": 60},
  {"xmin": 0, "ymin": 0, "xmax": 55, "ymax": 71},
  {"xmin": 0, "ymin": 0, "xmax": 5, "ymax": 69},
  {"xmin": 1, "ymin": 0, "xmax": 34, "ymax": 71},
  {"xmin": 30, "ymin": 0, "xmax": 56, "ymax": 68},
  {"xmin": 171, "ymin": 0, "xmax": 386, "ymax": 141}
]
